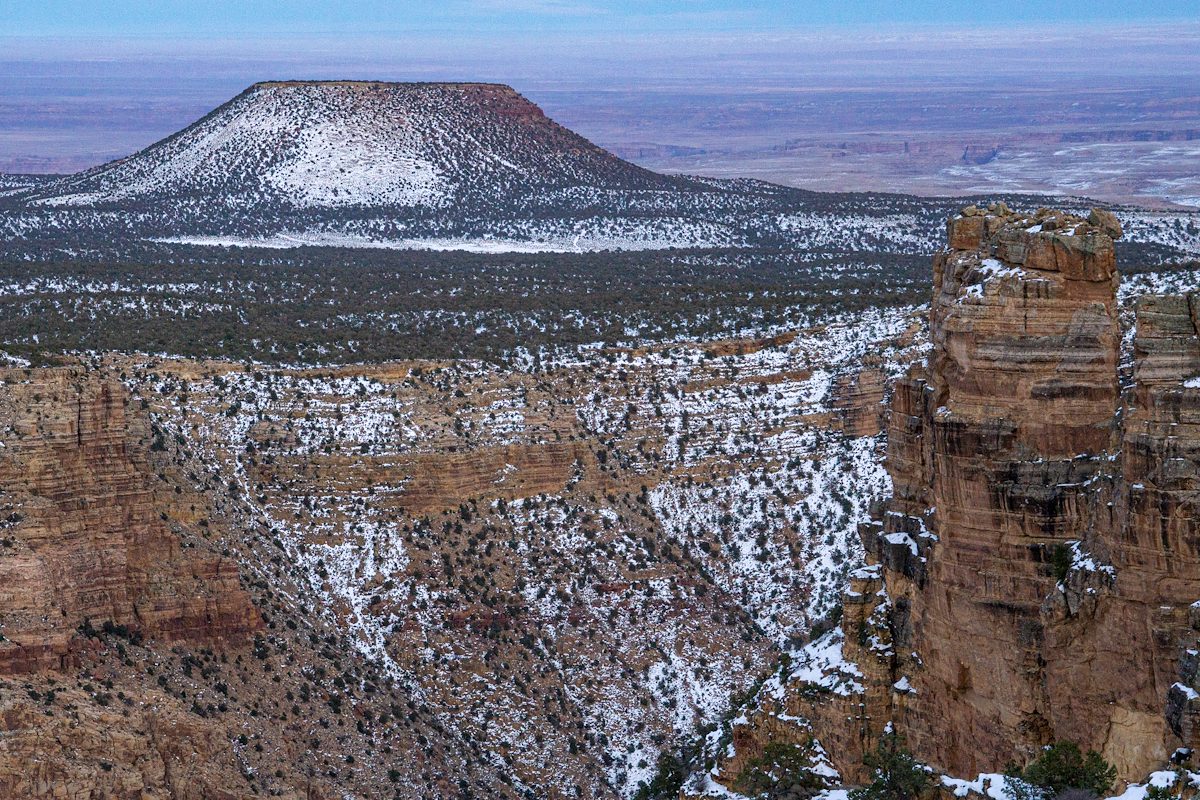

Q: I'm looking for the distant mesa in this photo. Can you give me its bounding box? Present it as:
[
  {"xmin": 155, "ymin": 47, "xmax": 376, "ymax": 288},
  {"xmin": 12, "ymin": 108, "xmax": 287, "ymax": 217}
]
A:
[
  {"xmin": 7, "ymin": 80, "xmax": 1195, "ymax": 258},
  {"xmin": 25, "ymin": 80, "xmax": 684, "ymax": 212}
]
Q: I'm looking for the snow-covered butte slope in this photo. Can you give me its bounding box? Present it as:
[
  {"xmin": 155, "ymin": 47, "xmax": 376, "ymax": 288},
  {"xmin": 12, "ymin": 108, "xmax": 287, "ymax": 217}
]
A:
[{"xmin": 30, "ymin": 81, "xmax": 685, "ymax": 211}]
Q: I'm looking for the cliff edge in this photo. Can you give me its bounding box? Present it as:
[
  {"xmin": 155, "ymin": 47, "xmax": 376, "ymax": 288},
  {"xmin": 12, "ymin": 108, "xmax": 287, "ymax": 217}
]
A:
[
  {"xmin": 863, "ymin": 203, "xmax": 1200, "ymax": 780},
  {"xmin": 693, "ymin": 204, "xmax": 1200, "ymax": 797}
]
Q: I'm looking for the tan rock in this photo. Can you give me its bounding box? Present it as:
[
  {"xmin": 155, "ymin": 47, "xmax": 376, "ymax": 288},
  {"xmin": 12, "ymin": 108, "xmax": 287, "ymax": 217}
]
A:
[
  {"xmin": 830, "ymin": 368, "xmax": 887, "ymax": 437},
  {"xmin": 1089, "ymin": 207, "xmax": 1124, "ymax": 239},
  {"xmin": 947, "ymin": 215, "xmax": 985, "ymax": 250},
  {"xmin": 0, "ymin": 368, "xmax": 260, "ymax": 674},
  {"xmin": 804, "ymin": 207, "xmax": 1200, "ymax": 782}
]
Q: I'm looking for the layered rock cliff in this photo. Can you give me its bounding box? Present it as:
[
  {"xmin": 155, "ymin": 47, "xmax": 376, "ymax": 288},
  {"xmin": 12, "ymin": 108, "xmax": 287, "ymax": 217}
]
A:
[
  {"xmin": 857, "ymin": 205, "xmax": 1200, "ymax": 780},
  {"xmin": 0, "ymin": 365, "xmax": 492, "ymax": 799},
  {"xmin": 0, "ymin": 365, "xmax": 260, "ymax": 672},
  {"xmin": 0, "ymin": 297, "xmax": 923, "ymax": 799},
  {"xmin": 691, "ymin": 204, "xmax": 1200, "ymax": 798}
]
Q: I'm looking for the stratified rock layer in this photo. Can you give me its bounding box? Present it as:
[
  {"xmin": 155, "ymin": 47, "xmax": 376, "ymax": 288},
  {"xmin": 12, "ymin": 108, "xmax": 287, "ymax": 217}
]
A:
[
  {"xmin": 0, "ymin": 366, "xmax": 259, "ymax": 672},
  {"xmin": 852, "ymin": 205, "xmax": 1200, "ymax": 780}
]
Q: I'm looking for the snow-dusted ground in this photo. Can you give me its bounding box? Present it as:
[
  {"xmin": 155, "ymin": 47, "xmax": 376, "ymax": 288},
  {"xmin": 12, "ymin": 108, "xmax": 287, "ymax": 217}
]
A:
[
  {"xmin": 577, "ymin": 307, "xmax": 923, "ymax": 648},
  {"xmin": 152, "ymin": 233, "xmax": 586, "ymax": 253},
  {"xmin": 6, "ymin": 196, "xmax": 1193, "ymax": 264},
  {"xmin": 149, "ymin": 229, "xmax": 728, "ymax": 253},
  {"xmin": 776, "ymin": 211, "xmax": 932, "ymax": 254},
  {"xmin": 940, "ymin": 768, "xmax": 1200, "ymax": 800},
  {"xmin": 106, "ymin": 295, "xmax": 933, "ymax": 798}
]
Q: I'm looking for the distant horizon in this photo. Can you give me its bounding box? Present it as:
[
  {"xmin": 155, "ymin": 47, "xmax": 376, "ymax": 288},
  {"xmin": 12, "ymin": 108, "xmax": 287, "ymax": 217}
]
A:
[{"xmin": 2, "ymin": 15, "xmax": 1197, "ymax": 206}]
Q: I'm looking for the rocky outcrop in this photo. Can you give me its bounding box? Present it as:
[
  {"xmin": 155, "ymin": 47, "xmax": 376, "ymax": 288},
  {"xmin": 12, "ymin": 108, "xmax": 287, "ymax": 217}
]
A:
[
  {"xmin": 683, "ymin": 561, "xmax": 903, "ymax": 799},
  {"xmin": 0, "ymin": 678, "xmax": 305, "ymax": 800},
  {"xmin": 845, "ymin": 205, "xmax": 1200, "ymax": 781},
  {"xmin": 0, "ymin": 366, "xmax": 259, "ymax": 673},
  {"xmin": 831, "ymin": 368, "xmax": 887, "ymax": 438},
  {"xmin": 1123, "ymin": 293, "xmax": 1200, "ymax": 769}
]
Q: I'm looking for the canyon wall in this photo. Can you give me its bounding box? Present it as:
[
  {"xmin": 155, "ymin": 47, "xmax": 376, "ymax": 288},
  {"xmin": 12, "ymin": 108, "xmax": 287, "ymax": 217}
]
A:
[
  {"xmin": 0, "ymin": 366, "xmax": 259, "ymax": 673},
  {"xmin": 0, "ymin": 310, "xmax": 917, "ymax": 798},
  {"xmin": 0, "ymin": 363, "xmax": 523, "ymax": 798},
  {"xmin": 856, "ymin": 205, "xmax": 1200, "ymax": 780}
]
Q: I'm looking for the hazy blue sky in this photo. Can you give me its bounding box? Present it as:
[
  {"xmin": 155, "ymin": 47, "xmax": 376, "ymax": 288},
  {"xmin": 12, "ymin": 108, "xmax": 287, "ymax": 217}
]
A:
[
  {"xmin": 4, "ymin": 0, "xmax": 1198, "ymax": 37},
  {"xmin": 1, "ymin": 2, "xmax": 1197, "ymax": 175}
]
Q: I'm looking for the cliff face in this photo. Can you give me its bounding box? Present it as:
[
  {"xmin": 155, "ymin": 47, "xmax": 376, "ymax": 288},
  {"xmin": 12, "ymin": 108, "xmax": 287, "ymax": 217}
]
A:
[
  {"xmin": 853, "ymin": 205, "xmax": 1200, "ymax": 780},
  {"xmin": 0, "ymin": 681, "xmax": 266, "ymax": 800},
  {"xmin": 0, "ymin": 364, "xmax": 526, "ymax": 799},
  {"xmin": 1125, "ymin": 294, "xmax": 1200, "ymax": 761},
  {"xmin": 0, "ymin": 366, "xmax": 259, "ymax": 672}
]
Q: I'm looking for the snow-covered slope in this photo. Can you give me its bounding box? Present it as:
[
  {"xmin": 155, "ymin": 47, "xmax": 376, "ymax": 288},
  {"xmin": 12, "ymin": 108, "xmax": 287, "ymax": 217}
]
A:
[{"xmin": 29, "ymin": 81, "xmax": 683, "ymax": 212}]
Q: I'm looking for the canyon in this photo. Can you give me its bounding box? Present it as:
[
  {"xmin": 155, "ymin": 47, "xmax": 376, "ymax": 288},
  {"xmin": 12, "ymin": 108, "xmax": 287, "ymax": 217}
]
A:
[
  {"xmin": 0, "ymin": 203, "xmax": 1196, "ymax": 798},
  {"xmin": 0, "ymin": 303, "xmax": 924, "ymax": 797},
  {"xmin": 0, "ymin": 93, "xmax": 1198, "ymax": 795}
]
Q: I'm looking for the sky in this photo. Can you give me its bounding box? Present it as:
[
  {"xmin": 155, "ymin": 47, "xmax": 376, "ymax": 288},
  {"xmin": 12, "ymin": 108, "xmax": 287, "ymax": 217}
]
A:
[
  {"xmin": 3, "ymin": 0, "xmax": 1198, "ymax": 37},
  {"xmin": 0, "ymin": 1, "xmax": 1197, "ymax": 180}
]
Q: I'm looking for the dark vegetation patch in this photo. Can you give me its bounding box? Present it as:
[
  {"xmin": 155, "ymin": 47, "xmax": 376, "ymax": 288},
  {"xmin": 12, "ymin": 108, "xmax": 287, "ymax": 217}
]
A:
[{"xmin": 0, "ymin": 246, "xmax": 930, "ymax": 364}]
